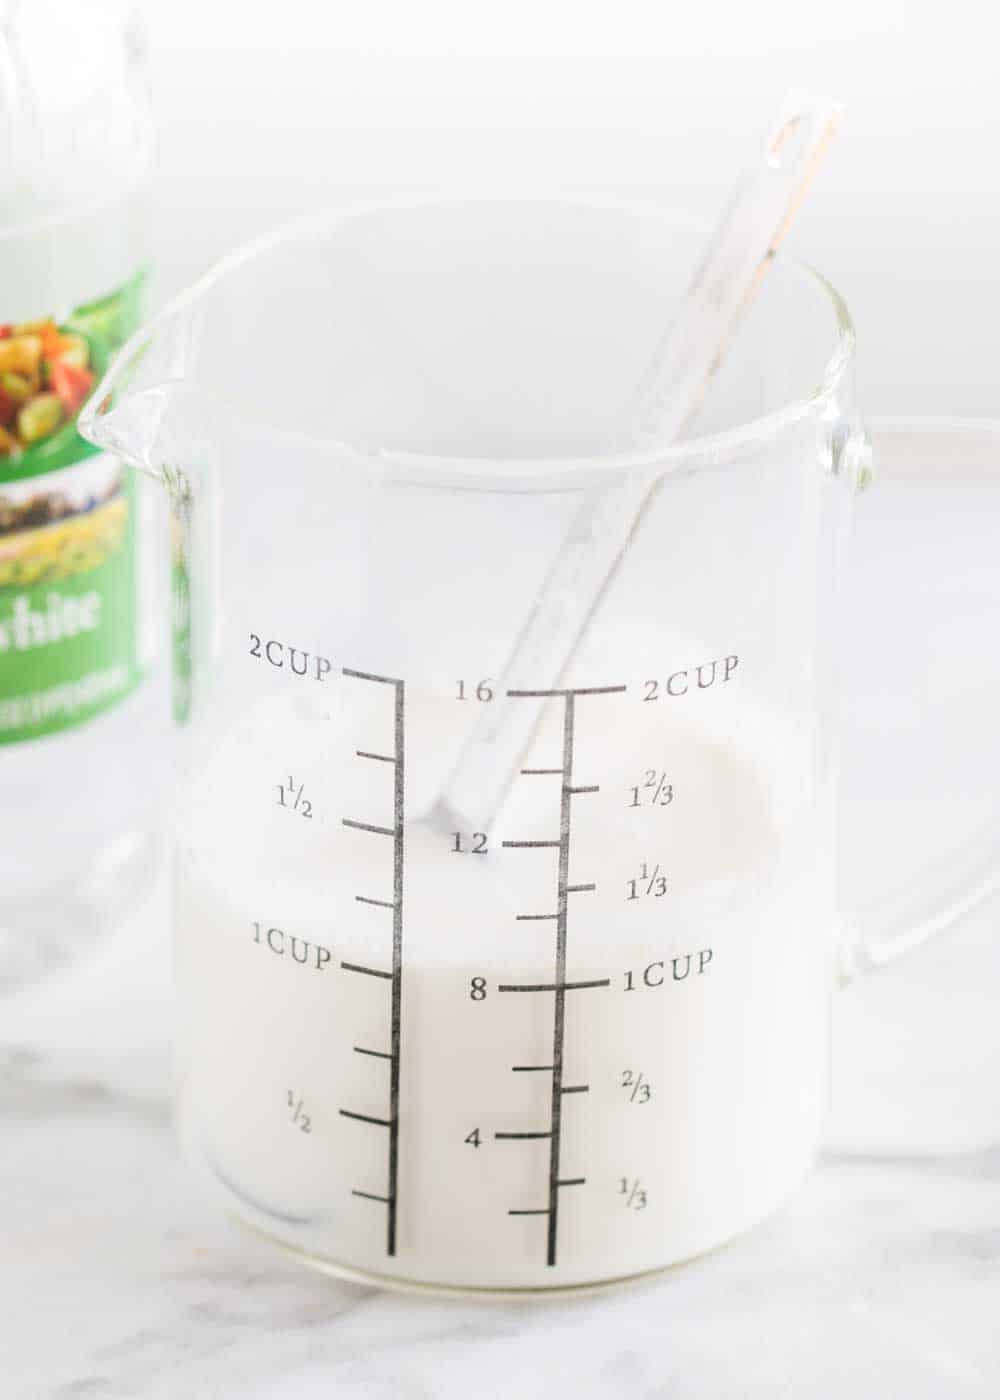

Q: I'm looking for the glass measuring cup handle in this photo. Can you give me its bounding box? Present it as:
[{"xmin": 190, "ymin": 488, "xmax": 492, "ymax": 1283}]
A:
[
  {"xmin": 839, "ymin": 833, "xmax": 1000, "ymax": 982},
  {"xmin": 836, "ymin": 416, "xmax": 1000, "ymax": 984}
]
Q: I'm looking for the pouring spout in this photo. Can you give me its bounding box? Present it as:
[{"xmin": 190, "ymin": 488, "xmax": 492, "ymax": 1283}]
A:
[
  {"xmin": 78, "ymin": 383, "xmax": 176, "ymax": 483},
  {"xmin": 78, "ymin": 282, "xmax": 208, "ymax": 485}
]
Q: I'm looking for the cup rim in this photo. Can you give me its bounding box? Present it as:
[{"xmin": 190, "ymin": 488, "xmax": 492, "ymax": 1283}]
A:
[{"xmin": 82, "ymin": 196, "xmax": 856, "ymax": 485}]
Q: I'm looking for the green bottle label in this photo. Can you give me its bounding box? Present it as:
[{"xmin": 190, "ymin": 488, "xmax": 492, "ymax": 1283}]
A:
[{"xmin": 0, "ymin": 273, "xmax": 146, "ymax": 744}]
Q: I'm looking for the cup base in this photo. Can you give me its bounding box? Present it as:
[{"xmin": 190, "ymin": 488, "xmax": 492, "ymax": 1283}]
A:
[{"xmin": 217, "ymin": 1156, "xmax": 819, "ymax": 1300}]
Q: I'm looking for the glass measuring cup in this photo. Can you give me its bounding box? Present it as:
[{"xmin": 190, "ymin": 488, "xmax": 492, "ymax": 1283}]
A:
[{"xmin": 79, "ymin": 201, "xmax": 998, "ymax": 1294}]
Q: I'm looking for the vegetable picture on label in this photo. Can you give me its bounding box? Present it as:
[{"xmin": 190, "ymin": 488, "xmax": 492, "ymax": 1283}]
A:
[{"xmin": 0, "ymin": 274, "xmax": 146, "ymax": 743}]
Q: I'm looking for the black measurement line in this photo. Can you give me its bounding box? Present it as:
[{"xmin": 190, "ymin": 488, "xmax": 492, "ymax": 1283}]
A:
[
  {"xmin": 502, "ymin": 839, "xmax": 560, "ymax": 849},
  {"xmin": 500, "ymin": 683, "xmax": 623, "ymax": 1268},
  {"xmin": 507, "ymin": 685, "xmax": 628, "ymax": 697},
  {"xmin": 342, "ymin": 666, "xmax": 402, "ymax": 686},
  {"xmin": 521, "ymin": 767, "xmax": 565, "ymax": 776},
  {"xmin": 498, "ymin": 979, "xmax": 611, "ymax": 993},
  {"xmin": 387, "ymin": 678, "xmax": 405, "ymax": 1258},
  {"xmin": 546, "ymin": 691, "xmax": 574, "ymax": 1267},
  {"xmin": 495, "ymin": 1130, "xmax": 553, "ymax": 1140},
  {"xmin": 341, "ymin": 668, "xmax": 406, "ymax": 1258},
  {"xmin": 339, "ymin": 1109, "xmax": 392, "ymax": 1128},
  {"xmin": 343, "ymin": 818, "xmax": 396, "ymax": 838},
  {"xmin": 341, "ymin": 960, "xmax": 392, "ymax": 980}
]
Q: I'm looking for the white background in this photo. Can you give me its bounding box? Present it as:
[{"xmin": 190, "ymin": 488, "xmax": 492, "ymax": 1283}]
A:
[{"xmin": 141, "ymin": 0, "xmax": 998, "ymax": 419}]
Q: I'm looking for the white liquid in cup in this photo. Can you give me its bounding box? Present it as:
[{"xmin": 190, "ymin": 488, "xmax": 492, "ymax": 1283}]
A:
[{"xmin": 174, "ymin": 679, "xmax": 833, "ymax": 1290}]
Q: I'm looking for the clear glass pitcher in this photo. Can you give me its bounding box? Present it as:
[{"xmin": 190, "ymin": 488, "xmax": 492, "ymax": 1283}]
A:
[{"xmin": 78, "ymin": 200, "xmax": 998, "ymax": 1294}]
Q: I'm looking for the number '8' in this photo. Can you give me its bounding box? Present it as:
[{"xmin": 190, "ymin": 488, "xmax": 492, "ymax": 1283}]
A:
[{"xmin": 469, "ymin": 976, "xmax": 487, "ymax": 1001}]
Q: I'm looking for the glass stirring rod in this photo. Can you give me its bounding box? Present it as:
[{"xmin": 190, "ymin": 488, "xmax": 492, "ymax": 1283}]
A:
[{"xmin": 430, "ymin": 90, "xmax": 844, "ymax": 834}]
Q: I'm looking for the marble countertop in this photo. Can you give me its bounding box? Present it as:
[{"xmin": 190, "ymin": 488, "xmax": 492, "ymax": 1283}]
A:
[{"xmin": 2, "ymin": 859, "xmax": 998, "ymax": 1400}]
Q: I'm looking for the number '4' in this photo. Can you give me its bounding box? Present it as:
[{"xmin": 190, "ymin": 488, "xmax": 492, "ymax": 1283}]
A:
[{"xmin": 465, "ymin": 1128, "xmax": 482, "ymax": 1148}]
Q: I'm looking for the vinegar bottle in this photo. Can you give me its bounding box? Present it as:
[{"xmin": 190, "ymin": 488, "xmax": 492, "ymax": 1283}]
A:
[{"xmin": 0, "ymin": 0, "xmax": 167, "ymax": 991}]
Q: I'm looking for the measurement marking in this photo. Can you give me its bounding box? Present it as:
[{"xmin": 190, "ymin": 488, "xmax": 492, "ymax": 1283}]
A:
[
  {"xmin": 387, "ymin": 678, "xmax": 405, "ymax": 1258},
  {"xmin": 502, "ymin": 685, "xmax": 620, "ymax": 1268},
  {"xmin": 342, "ymin": 669, "xmax": 406, "ymax": 1258},
  {"xmin": 521, "ymin": 767, "xmax": 565, "ymax": 776},
  {"xmin": 342, "ymin": 666, "xmax": 401, "ymax": 686},
  {"xmin": 498, "ymin": 979, "xmax": 612, "ymax": 993},
  {"xmin": 495, "ymin": 1130, "xmax": 553, "ymax": 1140},
  {"xmin": 512, "ymin": 1064, "xmax": 555, "ymax": 1072},
  {"xmin": 343, "ymin": 818, "xmax": 396, "ymax": 838},
  {"xmin": 339, "ymin": 1109, "xmax": 392, "ymax": 1127},
  {"xmin": 545, "ymin": 691, "xmax": 575, "ymax": 1267},
  {"xmin": 507, "ymin": 685, "xmax": 628, "ymax": 697},
  {"xmin": 502, "ymin": 839, "xmax": 560, "ymax": 849},
  {"xmin": 341, "ymin": 961, "xmax": 392, "ymax": 980},
  {"xmin": 509, "ymin": 1208, "xmax": 551, "ymax": 1216},
  {"xmin": 353, "ymin": 1046, "xmax": 392, "ymax": 1060}
]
